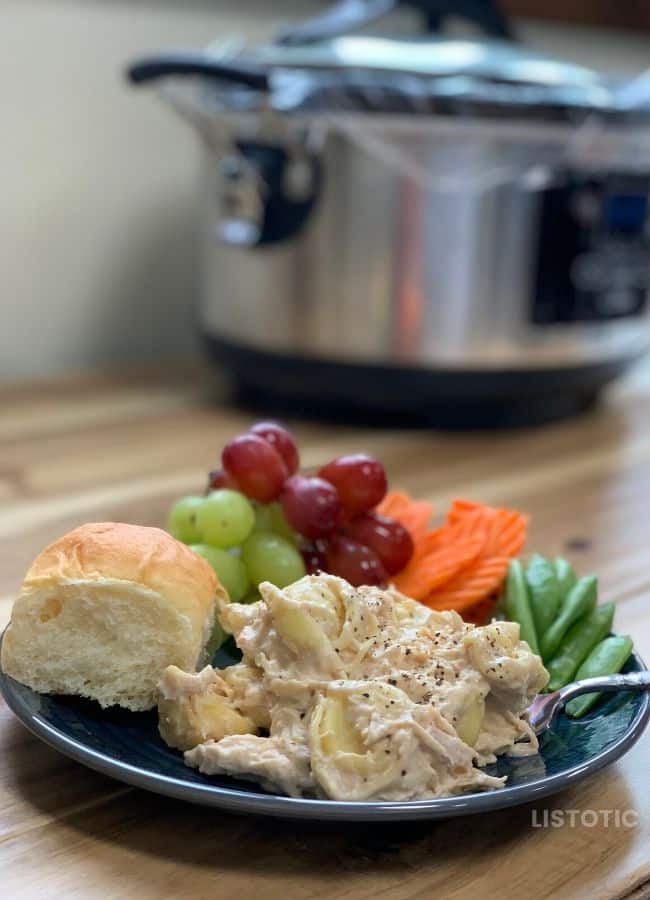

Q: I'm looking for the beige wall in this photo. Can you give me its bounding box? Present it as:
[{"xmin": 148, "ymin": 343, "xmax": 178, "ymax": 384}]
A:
[
  {"xmin": 3, "ymin": 1, "xmax": 649, "ymax": 379},
  {"xmin": 2, "ymin": 1, "xmax": 312, "ymax": 379}
]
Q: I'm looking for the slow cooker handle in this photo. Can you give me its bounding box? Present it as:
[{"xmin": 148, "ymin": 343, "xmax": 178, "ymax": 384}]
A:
[
  {"xmin": 127, "ymin": 53, "xmax": 269, "ymax": 90},
  {"xmin": 276, "ymin": 0, "xmax": 514, "ymax": 45}
]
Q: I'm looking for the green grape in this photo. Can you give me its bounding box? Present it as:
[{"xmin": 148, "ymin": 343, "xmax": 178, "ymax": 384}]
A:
[
  {"xmin": 241, "ymin": 532, "xmax": 306, "ymax": 589},
  {"xmin": 190, "ymin": 544, "xmax": 251, "ymax": 602},
  {"xmin": 168, "ymin": 495, "xmax": 203, "ymax": 544},
  {"xmin": 253, "ymin": 500, "xmax": 298, "ymax": 544},
  {"xmin": 242, "ymin": 590, "xmax": 261, "ymax": 604},
  {"xmin": 196, "ymin": 489, "xmax": 255, "ymax": 548},
  {"xmin": 268, "ymin": 501, "xmax": 298, "ymax": 543},
  {"xmin": 253, "ymin": 502, "xmax": 274, "ymax": 533}
]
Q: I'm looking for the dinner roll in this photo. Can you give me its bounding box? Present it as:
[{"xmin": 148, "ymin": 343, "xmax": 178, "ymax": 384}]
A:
[{"xmin": 1, "ymin": 523, "xmax": 224, "ymax": 711}]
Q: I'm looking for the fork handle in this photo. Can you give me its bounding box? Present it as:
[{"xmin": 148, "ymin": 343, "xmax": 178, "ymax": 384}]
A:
[{"xmin": 559, "ymin": 671, "xmax": 650, "ymax": 705}]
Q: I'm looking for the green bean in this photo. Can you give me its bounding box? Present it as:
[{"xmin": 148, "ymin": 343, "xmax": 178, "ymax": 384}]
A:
[
  {"xmin": 565, "ymin": 635, "xmax": 634, "ymax": 717},
  {"xmin": 555, "ymin": 557, "xmax": 577, "ymax": 599},
  {"xmin": 546, "ymin": 602, "xmax": 615, "ymax": 691},
  {"xmin": 526, "ymin": 554, "xmax": 561, "ymax": 638},
  {"xmin": 504, "ymin": 559, "xmax": 540, "ymax": 655},
  {"xmin": 540, "ymin": 574, "xmax": 598, "ymax": 661}
]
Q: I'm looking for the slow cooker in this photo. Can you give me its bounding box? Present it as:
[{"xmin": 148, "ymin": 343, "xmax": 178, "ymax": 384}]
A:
[{"xmin": 128, "ymin": 0, "xmax": 650, "ymax": 426}]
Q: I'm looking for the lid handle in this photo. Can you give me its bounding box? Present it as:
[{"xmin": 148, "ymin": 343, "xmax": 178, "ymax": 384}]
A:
[
  {"xmin": 276, "ymin": 0, "xmax": 513, "ymax": 45},
  {"xmin": 126, "ymin": 52, "xmax": 269, "ymax": 90}
]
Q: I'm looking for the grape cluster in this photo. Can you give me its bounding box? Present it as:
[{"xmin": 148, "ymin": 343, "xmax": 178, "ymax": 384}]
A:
[{"xmin": 167, "ymin": 422, "xmax": 414, "ymax": 599}]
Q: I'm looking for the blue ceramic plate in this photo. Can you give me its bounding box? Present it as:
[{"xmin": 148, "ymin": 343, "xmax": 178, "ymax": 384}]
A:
[{"xmin": 1, "ymin": 637, "xmax": 648, "ymax": 822}]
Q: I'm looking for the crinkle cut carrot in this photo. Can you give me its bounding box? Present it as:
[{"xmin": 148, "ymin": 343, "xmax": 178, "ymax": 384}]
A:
[
  {"xmin": 398, "ymin": 506, "xmax": 435, "ymax": 542},
  {"xmin": 410, "ymin": 511, "xmax": 484, "ymax": 560},
  {"xmin": 492, "ymin": 508, "xmax": 528, "ymax": 557},
  {"xmin": 392, "ymin": 512, "xmax": 488, "ymax": 598},
  {"xmin": 448, "ymin": 499, "xmax": 527, "ymax": 558},
  {"xmin": 377, "ymin": 491, "xmax": 411, "ymax": 518},
  {"xmin": 393, "ymin": 533, "xmax": 484, "ymax": 600},
  {"xmin": 379, "ymin": 491, "xmax": 526, "ymax": 618},
  {"xmin": 377, "ymin": 491, "xmax": 434, "ymax": 542},
  {"xmin": 447, "ymin": 498, "xmax": 483, "ymax": 522},
  {"xmin": 424, "ymin": 556, "xmax": 511, "ymax": 613}
]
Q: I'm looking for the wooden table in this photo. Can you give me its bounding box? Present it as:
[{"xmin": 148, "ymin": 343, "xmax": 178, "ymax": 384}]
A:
[{"xmin": 1, "ymin": 366, "xmax": 649, "ymax": 900}]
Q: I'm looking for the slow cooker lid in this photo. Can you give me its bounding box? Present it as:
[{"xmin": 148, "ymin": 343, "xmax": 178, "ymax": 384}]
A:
[
  {"xmin": 214, "ymin": 35, "xmax": 649, "ymax": 123},
  {"xmin": 253, "ymin": 35, "xmax": 600, "ymax": 89}
]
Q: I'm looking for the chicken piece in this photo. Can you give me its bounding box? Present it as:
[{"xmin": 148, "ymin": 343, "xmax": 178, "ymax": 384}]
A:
[
  {"xmin": 217, "ymin": 596, "xmax": 258, "ymax": 639},
  {"xmin": 464, "ymin": 621, "xmax": 548, "ymax": 704},
  {"xmin": 473, "ymin": 696, "xmax": 539, "ymax": 764},
  {"xmin": 220, "ymin": 662, "xmax": 271, "ymax": 730},
  {"xmin": 186, "ymin": 733, "xmax": 315, "ymax": 798},
  {"xmin": 158, "ymin": 665, "xmax": 257, "ymax": 751}
]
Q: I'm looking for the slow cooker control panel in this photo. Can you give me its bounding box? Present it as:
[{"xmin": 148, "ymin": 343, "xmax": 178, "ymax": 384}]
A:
[{"xmin": 532, "ymin": 173, "xmax": 650, "ymax": 324}]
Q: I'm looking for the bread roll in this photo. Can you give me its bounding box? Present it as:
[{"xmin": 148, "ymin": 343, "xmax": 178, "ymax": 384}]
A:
[{"xmin": 1, "ymin": 523, "xmax": 224, "ymax": 711}]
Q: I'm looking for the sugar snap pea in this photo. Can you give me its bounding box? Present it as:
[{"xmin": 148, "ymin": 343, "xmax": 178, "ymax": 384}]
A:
[
  {"xmin": 526, "ymin": 554, "xmax": 561, "ymax": 638},
  {"xmin": 540, "ymin": 574, "xmax": 598, "ymax": 661},
  {"xmin": 555, "ymin": 557, "xmax": 577, "ymax": 599},
  {"xmin": 504, "ymin": 560, "xmax": 540, "ymax": 655},
  {"xmin": 546, "ymin": 601, "xmax": 615, "ymax": 691},
  {"xmin": 565, "ymin": 635, "xmax": 634, "ymax": 717}
]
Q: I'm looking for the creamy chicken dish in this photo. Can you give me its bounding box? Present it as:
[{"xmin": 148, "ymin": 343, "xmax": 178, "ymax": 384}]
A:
[{"xmin": 158, "ymin": 574, "xmax": 548, "ymax": 801}]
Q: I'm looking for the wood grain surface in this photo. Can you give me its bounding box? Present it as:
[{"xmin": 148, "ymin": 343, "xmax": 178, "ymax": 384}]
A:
[{"xmin": 1, "ymin": 365, "xmax": 649, "ymax": 900}]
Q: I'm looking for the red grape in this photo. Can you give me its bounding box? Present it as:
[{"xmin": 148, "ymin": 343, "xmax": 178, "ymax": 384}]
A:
[
  {"xmin": 207, "ymin": 468, "xmax": 233, "ymax": 491},
  {"xmin": 318, "ymin": 454, "xmax": 387, "ymax": 517},
  {"xmin": 301, "ymin": 546, "xmax": 327, "ymax": 576},
  {"xmin": 280, "ymin": 475, "xmax": 341, "ymax": 540},
  {"xmin": 222, "ymin": 434, "xmax": 288, "ymax": 503},
  {"xmin": 325, "ymin": 536, "xmax": 387, "ymax": 587},
  {"xmin": 343, "ymin": 512, "xmax": 414, "ymax": 575},
  {"xmin": 249, "ymin": 422, "xmax": 299, "ymax": 475}
]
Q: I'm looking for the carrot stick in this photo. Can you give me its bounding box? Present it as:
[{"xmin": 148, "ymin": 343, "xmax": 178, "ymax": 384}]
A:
[
  {"xmin": 393, "ymin": 533, "xmax": 484, "ymax": 599},
  {"xmin": 377, "ymin": 491, "xmax": 434, "ymax": 542},
  {"xmin": 380, "ymin": 490, "xmax": 526, "ymax": 618},
  {"xmin": 424, "ymin": 556, "xmax": 511, "ymax": 612}
]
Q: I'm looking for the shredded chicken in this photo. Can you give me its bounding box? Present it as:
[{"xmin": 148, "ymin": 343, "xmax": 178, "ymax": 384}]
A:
[{"xmin": 159, "ymin": 574, "xmax": 548, "ymax": 799}]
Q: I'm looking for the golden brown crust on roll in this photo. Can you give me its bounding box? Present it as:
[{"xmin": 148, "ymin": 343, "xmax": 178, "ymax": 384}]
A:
[{"xmin": 24, "ymin": 522, "xmax": 222, "ymax": 632}]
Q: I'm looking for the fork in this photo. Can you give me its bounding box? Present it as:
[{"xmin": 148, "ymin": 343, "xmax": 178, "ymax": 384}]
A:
[{"xmin": 527, "ymin": 671, "xmax": 650, "ymax": 734}]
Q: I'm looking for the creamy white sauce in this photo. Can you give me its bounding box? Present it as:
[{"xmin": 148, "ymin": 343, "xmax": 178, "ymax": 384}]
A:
[{"xmin": 165, "ymin": 574, "xmax": 548, "ymax": 800}]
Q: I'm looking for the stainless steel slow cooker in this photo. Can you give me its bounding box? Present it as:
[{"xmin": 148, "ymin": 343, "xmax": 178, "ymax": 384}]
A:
[{"xmin": 129, "ymin": 0, "xmax": 650, "ymax": 426}]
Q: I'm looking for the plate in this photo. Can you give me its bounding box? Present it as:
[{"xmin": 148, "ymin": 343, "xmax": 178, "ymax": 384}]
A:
[{"xmin": 1, "ymin": 637, "xmax": 648, "ymax": 822}]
